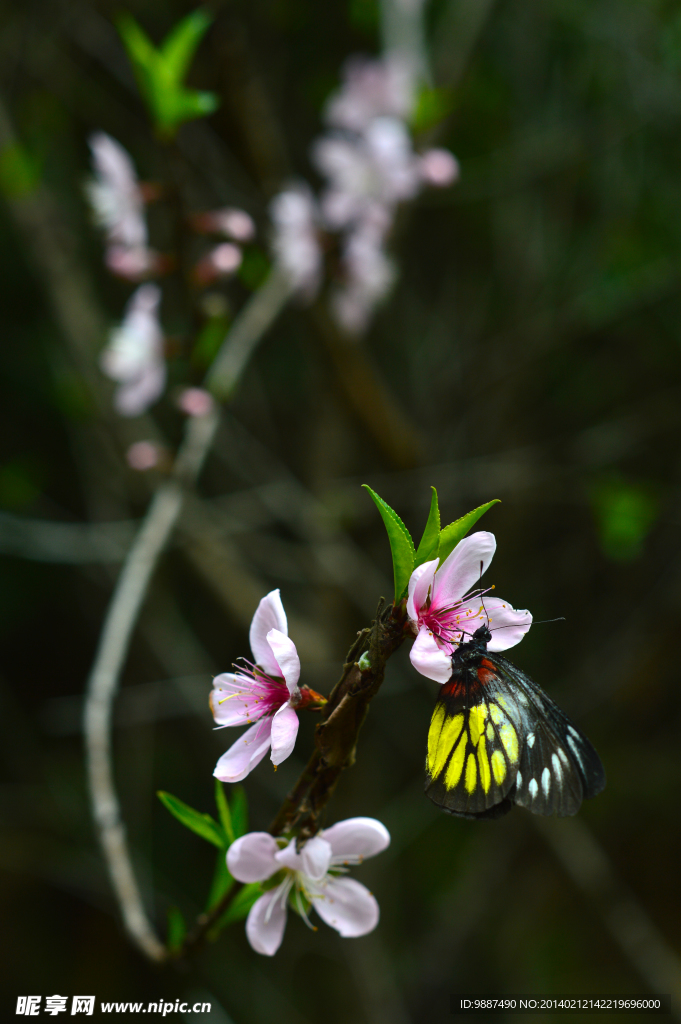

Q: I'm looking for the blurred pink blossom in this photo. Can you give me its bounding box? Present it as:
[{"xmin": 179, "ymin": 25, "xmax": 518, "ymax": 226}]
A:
[
  {"xmin": 105, "ymin": 245, "xmax": 161, "ymax": 281},
  {"xmin": 177, "ymin": 387, "xmax": 214, "ymax": 417},
  {"xmin": 419, "ymin": 148, "xmax": 460, "ymax": 187},
  {"xmin": 194, "ymin": 207, "xmax": 256, "ymax": 242},
  {"xmin": 126, "ymin": 441, "xmax": 161, "ymax": 470},
  {"xmin": 269, "ymin": 184, "xmax": 323, "ymax": 299},
  {"xmin": 195, "ymin": 243, "xmax": 243, "ymax": 284},
  {"xmin": 100, "ymin": 284, "xmax": 166, "ymax": 416}
]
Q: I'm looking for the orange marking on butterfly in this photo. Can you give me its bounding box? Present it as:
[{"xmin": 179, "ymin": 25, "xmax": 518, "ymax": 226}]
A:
[{"xmin": 477, "ymin": 659, "xmax": 498, "ymax": 686}]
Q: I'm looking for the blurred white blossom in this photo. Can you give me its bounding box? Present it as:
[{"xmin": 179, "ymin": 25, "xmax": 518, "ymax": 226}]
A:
[
  {"xmin": 332, "ymin": 205, "xmax": 396, "ymax": 333},
  {"xmin": 269, "ymin": 184, "xmax": 323, "ymax": 299},
  {"xmin": 86, "ymin": 132, "xmax": 159, "ymax": 281},
  {"xmin": 100, "ymin": 284, "xmax": 166, "ymax": 416},
  {"xmin": 268, "ymin": 56, "xmax": 458, "ymax": 334},
  {"xmin": 324, "ymin": 57, "xmax": 412, "ymax": 132}
]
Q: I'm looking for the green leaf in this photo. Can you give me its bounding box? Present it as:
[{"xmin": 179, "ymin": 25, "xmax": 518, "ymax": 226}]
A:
[
  {"xmin": 214, "ymin": 780, "xmax": 234, "ymax": 845},
  {"xmin": 362, "ymin": 485, "xmax": 415, "ymax": 601},
  {"xmin": 205, "ymin": 848, "xmax": 234, "ymax": 912},
  {"xmin": 116, "ymin": 11, "xmax": 219, "ymax": 137},
  {"xmin": 160, "ymin": 9, "xmax": 213, "ymax": 83},
  {"xmin": 230, "ymin": 786, "xmax": 248, "ymax": 839},
  {"xmin": 414, "ymin": 487, "xmax": 441, "ymax": 567},
  {"xmin": 157, "ymin": 791, "xmax": 227, "ymax": 848},
  {"xmin": 116, "ymin": 13, "xmax": 158, "ymax": 109},
  {"xmin": 117, "ymin": 13, "xmax": 158, "ymax": 71},
  {"xmin": 438, "ymin": 500, "xmax": 501, "ymax": 565},
  {"xmin": 211, "ymin": 883, "xmax": 262, "ymax": 935},
  {"xmin": 166, "ymin": 906, "xmax": 186, "ymax": 953}
]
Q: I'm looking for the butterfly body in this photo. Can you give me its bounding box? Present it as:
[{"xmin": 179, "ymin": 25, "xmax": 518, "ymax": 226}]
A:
[{"xmin": 425, "ymin": 625, "xmax": 606, "ymax": 820}]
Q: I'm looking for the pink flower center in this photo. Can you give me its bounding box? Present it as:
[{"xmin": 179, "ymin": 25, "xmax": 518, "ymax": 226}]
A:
[
  {"xmin": 224, "ymin": 660, "xmax": 291, "ymax": 717},
  {"xmin": 419, "ymin": 589, "xmax": 491, "ymax": 654}
]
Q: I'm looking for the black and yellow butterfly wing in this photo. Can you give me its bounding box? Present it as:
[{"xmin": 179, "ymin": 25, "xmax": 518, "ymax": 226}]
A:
[{"xmin": 425, "ymin": 650, "xmax": 605, "ymax": 820}]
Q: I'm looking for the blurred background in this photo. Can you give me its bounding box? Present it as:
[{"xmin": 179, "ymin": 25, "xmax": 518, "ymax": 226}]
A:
[{"xmin": 1, "ymin": 0, "xmax": 681, "ymax": 1021}]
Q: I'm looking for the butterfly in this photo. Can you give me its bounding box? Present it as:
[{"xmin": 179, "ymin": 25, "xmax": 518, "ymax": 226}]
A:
[{"xmin": 425, "ymin": 624, "xmax": 606, "ymax": 819}]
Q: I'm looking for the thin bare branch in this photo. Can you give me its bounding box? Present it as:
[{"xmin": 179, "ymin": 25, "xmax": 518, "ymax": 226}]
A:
[
  {"xmin": 83, "ymin": 267, "xmax": 291, "ymax": 961},
  {"xmin": 206, "ymin": 265, "xmax": 294, "ymax": 400}
]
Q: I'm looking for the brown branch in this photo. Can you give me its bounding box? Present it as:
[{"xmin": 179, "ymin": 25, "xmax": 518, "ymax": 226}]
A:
[{"xmin": 269, "ymin": 600, "xmax": 408, "ymax": 841}]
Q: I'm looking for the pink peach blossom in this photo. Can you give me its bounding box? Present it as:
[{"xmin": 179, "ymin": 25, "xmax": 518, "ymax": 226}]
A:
[
  {"xmin": 211, "ymin": 590, "xmax": 320, "ymax": 782},
  {"xmin": 407, "ymin": 532, "xmax": 532, "ymax": 684}
]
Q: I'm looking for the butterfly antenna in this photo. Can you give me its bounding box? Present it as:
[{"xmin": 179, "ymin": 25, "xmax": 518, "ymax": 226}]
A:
[
  {"xmin": 478, "ymin": 560, "xmax": 490, "ymax": 628},
  {"xmin": 490, "ymin": 617, "xmax": 566, "ymax": 631}
]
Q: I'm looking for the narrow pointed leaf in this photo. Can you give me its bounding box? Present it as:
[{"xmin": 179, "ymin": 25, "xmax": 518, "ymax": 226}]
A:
[
  {"xmin": 205, "ymin": 848, "xmax": 234, "ymax": 912},
  {"xmin": 214, "ymin": 779, "xmax": 234, "ymax": 845},
  {"xmin": 116, "ymin": 14, "xmax": 159, "ymax": 113},
  {"xmin": 165, "ymin": 89, "xmax": 219, "ymax": 127},
  {"xmin": 117, "ymin": 13, "xmax": 158, "ymax": 71},
  {"xmin": 362, "ymin": 485, "xmax": 415, "ymax": 601},
  {"xmin": 160, "ymin": 9, "xmax": 214, "ymax": 83},
  {"xmin": 438, "ymin": 500, "xmax": 501, "ymax": 564},
  {"xmin": 157, "ymin": 791, "xmax": 227, "ymax": 848},
  {"xmin": 230, "ymin": 786, "xmax": 248, "ymax": 838},
  {"xmin": 414, "ymin": 486, "xmax": 441, "ymax": 567},
  {"xmin": 116, "ymin": 11, "xmax": 218, "ymax": 136},
  {"xmin": 210, "ymin": 883, "xmax": 262, "ymax": 937}
]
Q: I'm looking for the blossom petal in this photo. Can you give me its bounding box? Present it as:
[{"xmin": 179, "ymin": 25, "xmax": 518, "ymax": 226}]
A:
[
  {"xmin": 482, "ymin": 597, "xmax": 533, "ymax": 652},
  {"xmin": 114, "ymin": 360, "xmax": 166, "ymax": 417},
  {"xmin": 227, "ymin": 833, "xmax": 280, "ymax": 883},
  {"xmin": 213, "ymin": 719, "xmax": 272, "ymax": 783},
  {"xmin": 266, "ymin": 629, "xmax": 301, "ymax": 695},
  {"xmin": 406, "ymin": 558, "xmax": 438, "ymax": 621},
  {"xmin": 246, "ymin": 888, "xmax": 288, "ymax": 956},
  {"xmin": 275, "ymin": 835, "xmax": 332, "ymax": 880},
  {"xmin": 312, "ymin": 876, "xmax": 379, "ymax": 937},
  {"xmin": 409, "ymin": 625, "xmax": 452, "ymax": 684},
  {"xmin": 275, "ymin": 836, "xmax": 304, "ymax": 873},
  {"xmin": 301, "ymin": 837, "xmax": 332, "ymax": 881},
  {"xmin": 249, "ymin": 590, "xmax": 288, "ymax": 676},
  {"xmin": 210, "ymin": 673, "xmax": 265, "ymax": 727},
  {"xmin": 430, "ymin": 532, "xmax": 496, "ymax": 611},
  {"xmin": 270, "ymin": 703, "xmax": 299, "ymax": 765},
  {"xmin": 323, "ymin": 817, "xmax": 390, "ymax": 863}
]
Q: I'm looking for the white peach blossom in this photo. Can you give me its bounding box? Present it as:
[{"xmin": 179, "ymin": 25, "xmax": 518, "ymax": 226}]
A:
[{"xmin": 228, "ymin": 817, "xmax": 390, "ymax": 955}]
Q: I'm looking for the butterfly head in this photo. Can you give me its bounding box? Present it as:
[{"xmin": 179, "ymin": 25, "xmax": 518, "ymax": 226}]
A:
[
  {"xmin": 471, "ymin": 624, "xmax": 492, "ymax": 644},
  {"xmin": 454, "ymin": 622, "xmax": 492, "ymax": 664}
]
